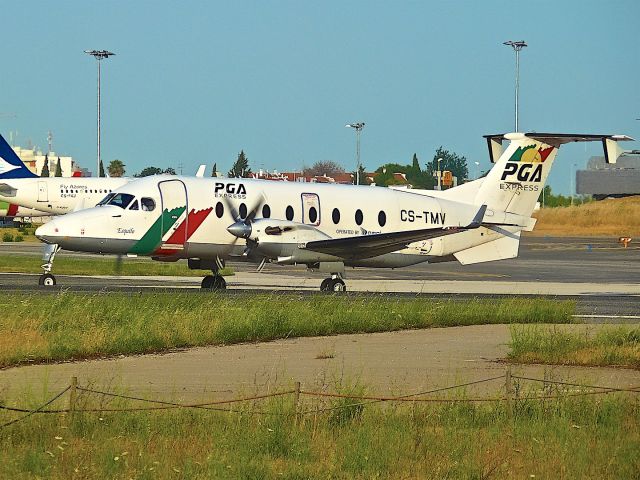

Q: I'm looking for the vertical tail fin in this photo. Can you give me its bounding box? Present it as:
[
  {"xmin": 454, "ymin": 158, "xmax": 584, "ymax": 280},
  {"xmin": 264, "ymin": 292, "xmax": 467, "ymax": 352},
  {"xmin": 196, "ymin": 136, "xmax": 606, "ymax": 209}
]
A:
[
  {"xmin": 474, "ymin": 133, "xmax": 634, "ymax": 216},
  {"xmin": 0, "ymin": 134, "xmax": 38, "ymax": 179}
]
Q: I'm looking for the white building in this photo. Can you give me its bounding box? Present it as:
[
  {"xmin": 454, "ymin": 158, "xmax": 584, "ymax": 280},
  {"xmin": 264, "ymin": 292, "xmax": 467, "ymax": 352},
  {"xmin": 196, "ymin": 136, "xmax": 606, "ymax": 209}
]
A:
[{"xmin": 11, "ymin": 145, "xmax": 78, "ymax": 177}]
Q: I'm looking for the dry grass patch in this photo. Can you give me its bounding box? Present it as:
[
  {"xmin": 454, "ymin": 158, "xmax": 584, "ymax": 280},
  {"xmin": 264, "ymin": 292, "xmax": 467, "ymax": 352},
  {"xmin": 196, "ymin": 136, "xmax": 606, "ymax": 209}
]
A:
[
  {"xmin": 509, "ymin": 325, "xmax": 640, "ymax": 368},
  {"xmin": 532, "ymin": 196, "xmax": 640, "ymax": 236}
]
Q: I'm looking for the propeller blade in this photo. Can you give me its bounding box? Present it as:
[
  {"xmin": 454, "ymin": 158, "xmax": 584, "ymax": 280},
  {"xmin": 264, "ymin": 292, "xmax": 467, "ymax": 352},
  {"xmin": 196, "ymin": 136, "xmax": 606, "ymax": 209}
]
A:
[{"xmin": 114, "ymin": 254, "xmax": 123, "ymax": 276}]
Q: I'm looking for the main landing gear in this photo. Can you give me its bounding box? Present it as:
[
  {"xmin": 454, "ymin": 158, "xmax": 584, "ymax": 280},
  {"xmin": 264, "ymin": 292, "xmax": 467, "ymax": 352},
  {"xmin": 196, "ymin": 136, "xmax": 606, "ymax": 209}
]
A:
[
  {"xmin": 39, "ymin": 244, "xmax": 60, "ymax": 287},
  {"xmin": 320, "ymin": 274, "xmax": 346, "ymax": 292}
]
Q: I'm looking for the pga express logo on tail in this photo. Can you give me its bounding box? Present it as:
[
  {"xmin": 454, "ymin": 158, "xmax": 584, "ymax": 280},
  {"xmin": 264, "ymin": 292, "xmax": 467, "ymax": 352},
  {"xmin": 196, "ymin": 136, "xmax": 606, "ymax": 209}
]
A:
[{"xmin": 500, "ymin": 144, "xmax": 554, "ymax": 192}]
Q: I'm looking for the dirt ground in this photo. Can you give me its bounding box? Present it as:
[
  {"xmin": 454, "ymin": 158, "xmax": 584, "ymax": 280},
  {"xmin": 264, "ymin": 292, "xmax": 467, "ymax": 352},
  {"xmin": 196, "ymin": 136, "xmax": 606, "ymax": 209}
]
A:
[{"xmin": 1, "ymin": 324, "xmax": 638, "ymax": 404}]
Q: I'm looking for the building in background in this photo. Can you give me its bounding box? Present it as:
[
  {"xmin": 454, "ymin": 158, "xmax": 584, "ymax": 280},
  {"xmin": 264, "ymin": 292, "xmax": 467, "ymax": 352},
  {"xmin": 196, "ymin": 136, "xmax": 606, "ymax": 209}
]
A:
[
  {"xmin": 577, "ymin": 155, "xmax": 640, "ymax": 200},
  {"xmin": 10, "ymin": 144, "xmax": 84, "ymax": 177}
]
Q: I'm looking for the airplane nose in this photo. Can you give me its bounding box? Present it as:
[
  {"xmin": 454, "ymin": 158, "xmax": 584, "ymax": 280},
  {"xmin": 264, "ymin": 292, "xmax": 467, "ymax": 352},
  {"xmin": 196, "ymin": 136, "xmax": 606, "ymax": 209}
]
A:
[{"xmin": 35, "ymin": 221, "xmax": 62, "ymax": 244}]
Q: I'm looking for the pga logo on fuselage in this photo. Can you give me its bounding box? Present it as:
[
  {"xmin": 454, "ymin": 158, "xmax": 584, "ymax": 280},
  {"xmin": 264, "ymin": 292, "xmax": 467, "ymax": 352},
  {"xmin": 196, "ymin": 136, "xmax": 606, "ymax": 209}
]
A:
[
  {"xmin": 501, "ymin": 162, "xmax": 543, "ymax": 183},
  {"xmin": 214, "ymin": 182, "xmax": 247, "ymax": 199}
]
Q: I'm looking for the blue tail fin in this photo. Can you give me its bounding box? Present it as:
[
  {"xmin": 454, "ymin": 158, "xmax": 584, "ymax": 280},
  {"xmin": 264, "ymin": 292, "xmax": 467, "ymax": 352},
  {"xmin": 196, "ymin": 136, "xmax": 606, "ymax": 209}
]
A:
[{"xmin": 0, "ymin": 134, "xmax": 38, "ymax": 179}]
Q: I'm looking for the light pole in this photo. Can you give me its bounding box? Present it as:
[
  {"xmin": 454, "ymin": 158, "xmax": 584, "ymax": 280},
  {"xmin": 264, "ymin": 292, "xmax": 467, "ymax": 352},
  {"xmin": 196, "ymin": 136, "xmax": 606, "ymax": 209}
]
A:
[
  {"xmin": 84, "ymin": 50, "xmax": 115, "ymax": 177},
  {"xmin": 474, "ymin": 161, "xmax": 480, "ymax": 180},
  {"xmin": 345, "ymin": 122, "xmax": 365, "ymax": 185},
  {"xmin": 503, "ymin": 40, "xmax": 527, "ymax": 132},
  {"xmin": 436, "ymin": 157, "xmax": 442, "ymax": 190}
]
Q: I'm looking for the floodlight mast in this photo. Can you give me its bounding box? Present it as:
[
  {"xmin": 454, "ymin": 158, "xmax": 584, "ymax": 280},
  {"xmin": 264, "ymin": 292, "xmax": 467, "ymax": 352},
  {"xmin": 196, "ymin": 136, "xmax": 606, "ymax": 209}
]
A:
[
  {"xmin": 345, "ymin": 122, "xmax": 365, "ymax": 185},
  {"xmin": 503, "ymin": 40, "xmax": 527, "ymax": 132},
  {"xmin": 84, "ymin": 50, "xmax": 115, "ymax": 176}
]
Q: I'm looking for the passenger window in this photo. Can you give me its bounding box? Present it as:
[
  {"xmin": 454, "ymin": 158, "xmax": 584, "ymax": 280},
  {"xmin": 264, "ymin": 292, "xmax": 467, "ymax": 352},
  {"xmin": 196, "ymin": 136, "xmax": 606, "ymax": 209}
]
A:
[
  {"xmin": 308, "ymin": 206, "xmax": 318, "ymax": 224},
  {"xmin": 332, "ymin": 208, "xmax": 340, "ymax": 224},
  {"xmin": 141, "ymin": 198, "xmax": 156, "ymax": 212},
  {"xmin": 262, "ymin": 204, "xmax": 271, "ymax": 218},
  {"xmin": 378, "ymin": 211, "xmax": 386, "ymax": 227},
  {"xmin": 355, "ymin": 209, "xmax": 363, "ymax": 226},
  {"xmin": 215, "ymin": 202, "xmax": 224, "ymax": 218},
  {"xmin": 286, "ymin": 205, "xmax": 294, "ymax": 221},
  {"xmin": 239, "ymin": 203, "xmax": 248, "ymax": 219},
  {"xmin": 129, "ymin": 200, "xmax": 140, "ymax": 211}
]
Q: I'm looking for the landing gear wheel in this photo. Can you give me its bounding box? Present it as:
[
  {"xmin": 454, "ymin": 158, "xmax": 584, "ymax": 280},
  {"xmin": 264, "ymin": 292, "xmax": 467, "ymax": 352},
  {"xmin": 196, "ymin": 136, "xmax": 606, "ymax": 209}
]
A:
[
  {"xmin": 212, "ymin": 276, "xmax": 227, "ymax": 289},
  {"xmin": 38, "ymin": 273, "xmax": 56, "ymax": 287},
  {"xmin": 201, "ymin": 275, "xmax": 227, "ymax": 290},
  {"xmin": 201, "ymin": 275, "xmax": 215, "ymax": 289},
  {"xmin": 320, "ymin": 278, "xmax": 346, "ymax": 292},
  {"xmin": 330, "ymin": 278, "xmax": 346, "ymax": 292}
]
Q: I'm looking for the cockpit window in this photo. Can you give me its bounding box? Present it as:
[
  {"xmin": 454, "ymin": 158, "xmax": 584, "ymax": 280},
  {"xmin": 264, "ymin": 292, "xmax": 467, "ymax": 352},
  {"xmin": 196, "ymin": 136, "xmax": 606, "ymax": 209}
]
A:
[
  {"xmin": 129, "ymin": 200, "xmax": 140, "ymax": 211},
  {"xmin": 141, "ymin": 198, "xmax": 156, "ymax": 212},
  {"xmin": 107, "ymin": 193, "xmax": 135, "ymax": 209},
  {"xmin": 97, "ymin": 193, "xmax": 116, "ymax": 206}
]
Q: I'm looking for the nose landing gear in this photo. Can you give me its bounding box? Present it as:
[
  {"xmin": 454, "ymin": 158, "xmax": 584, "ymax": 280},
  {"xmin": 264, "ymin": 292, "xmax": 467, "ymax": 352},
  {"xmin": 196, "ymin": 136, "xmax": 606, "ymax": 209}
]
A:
[
  {"xmin": 39, "ymin": 244, "xmax": 60, "ymax": 287},
  {"xmin": 200, "ymin": 256, "xmax": 227, "ymax": 290},
  {"xmin": 201, "ymin": 274, "xmax": 226, "ymax": 290}
]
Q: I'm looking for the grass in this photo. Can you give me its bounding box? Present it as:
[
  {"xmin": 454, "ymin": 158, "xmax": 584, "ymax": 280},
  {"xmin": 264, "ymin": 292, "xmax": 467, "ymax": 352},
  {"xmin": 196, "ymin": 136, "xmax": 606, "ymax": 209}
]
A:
[
  {"xmin": 0, "ymin": 254, "xmax": 233, "ymax": 277},
  {"xmin": 509, "ymin": 325, "xmax": 640, "ymax": 368},
  {"xmin": 0, "ymin": 292, "xmax": 575, "ymax": 368},
  {"xmin": 0, "ymin": 387, "xmax": 638, "ymax": 479},
  {"xmin": 532, "ymin": 195, "xmax": 640, "ymax": 237}
]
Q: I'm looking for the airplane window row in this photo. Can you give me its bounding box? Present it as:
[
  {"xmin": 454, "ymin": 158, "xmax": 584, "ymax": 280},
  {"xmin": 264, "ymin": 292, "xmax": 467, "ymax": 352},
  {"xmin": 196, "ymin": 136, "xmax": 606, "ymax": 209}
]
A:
[
  {"xmin": 215, "ymin": 202, "xmax": 387, "ymax": 227},
  {"xmin": 60, "ymin": 189, "xmax": 113, "ymax": 194}
]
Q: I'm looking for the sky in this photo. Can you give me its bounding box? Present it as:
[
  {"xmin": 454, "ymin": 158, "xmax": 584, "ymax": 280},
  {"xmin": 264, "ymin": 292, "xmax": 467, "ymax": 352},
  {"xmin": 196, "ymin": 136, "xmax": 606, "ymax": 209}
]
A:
[{"xmin": 2, "ymin": 0, "xmax": 638, "ymax": 194}]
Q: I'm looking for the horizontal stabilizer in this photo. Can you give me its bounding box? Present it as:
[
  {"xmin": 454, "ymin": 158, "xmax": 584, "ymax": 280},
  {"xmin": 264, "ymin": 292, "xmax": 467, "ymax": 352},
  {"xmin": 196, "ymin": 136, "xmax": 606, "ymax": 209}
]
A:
[{"xmin": 484, "ymin": 133, "xmax": 634, "ymax": 163}]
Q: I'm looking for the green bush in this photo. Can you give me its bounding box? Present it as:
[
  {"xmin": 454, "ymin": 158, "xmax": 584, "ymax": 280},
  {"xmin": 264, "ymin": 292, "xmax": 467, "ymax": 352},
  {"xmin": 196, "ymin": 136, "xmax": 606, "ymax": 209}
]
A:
[
  {"xmin": 2, "ymin": 232, "xmax": 13, "ymax": 242},
  {"xmin": 15, "ymin": 235, "xmax": 24, "ymax": 242}
]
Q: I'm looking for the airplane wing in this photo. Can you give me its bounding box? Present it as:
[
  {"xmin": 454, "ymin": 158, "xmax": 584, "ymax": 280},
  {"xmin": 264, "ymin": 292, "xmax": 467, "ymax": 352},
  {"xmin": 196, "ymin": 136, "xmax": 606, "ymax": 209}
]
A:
[
  {"xmin": 302, "ymin": 225, "xmax": 467, "ymax": 259},
  {"xmin": 302, "ymin": 205, "xmax": 488, "ymax": 260}
]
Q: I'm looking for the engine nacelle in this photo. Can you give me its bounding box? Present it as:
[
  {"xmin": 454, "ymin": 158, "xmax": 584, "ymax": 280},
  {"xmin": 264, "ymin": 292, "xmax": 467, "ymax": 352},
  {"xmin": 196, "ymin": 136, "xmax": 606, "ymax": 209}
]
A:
[{"xmin": 248, "ymin": 219, "xmax": 342, "ymax": 264}]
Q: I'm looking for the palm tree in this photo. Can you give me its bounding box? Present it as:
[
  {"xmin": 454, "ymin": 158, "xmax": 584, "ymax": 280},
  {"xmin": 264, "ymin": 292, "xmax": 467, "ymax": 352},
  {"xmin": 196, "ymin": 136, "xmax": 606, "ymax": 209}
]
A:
[{"xmin": 107, "ymin": 159, "xmax": 126, "ymax": 177}]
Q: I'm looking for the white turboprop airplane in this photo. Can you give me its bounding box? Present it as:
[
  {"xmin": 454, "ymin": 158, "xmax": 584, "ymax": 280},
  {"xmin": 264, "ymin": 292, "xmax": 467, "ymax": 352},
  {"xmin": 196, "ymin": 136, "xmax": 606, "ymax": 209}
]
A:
[
  {"xmin": 34, "ymin": 132, "xmax": 632, "ymax": 289},
  {"xmin": 0, "ymin": 134, "xmax": 131, "ymax": 215}
]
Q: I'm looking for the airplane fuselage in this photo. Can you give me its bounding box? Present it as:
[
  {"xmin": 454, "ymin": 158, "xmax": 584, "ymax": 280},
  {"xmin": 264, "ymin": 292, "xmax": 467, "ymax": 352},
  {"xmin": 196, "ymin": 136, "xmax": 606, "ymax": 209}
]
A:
[
  {"xmin": 0, "ymin": 177, "xmax": 131, "ymax": 215},
  {"xmin": 36, "ymin": 175, "xmax": 513, "ymax": 268}
]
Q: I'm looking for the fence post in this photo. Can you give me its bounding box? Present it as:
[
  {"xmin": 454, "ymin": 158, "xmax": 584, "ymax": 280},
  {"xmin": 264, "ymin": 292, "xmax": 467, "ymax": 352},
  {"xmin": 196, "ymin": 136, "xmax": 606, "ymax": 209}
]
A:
[
  {"xmin": 294, "ymin": 381, "xmax": 301, "ymax": 423},
  {"xmin": 505, "ymin": 366, "xmax": 513, "ymax": 419},
  {"xmin": 68, "ymin": 376, "xmax": 78, "ymax": 419}
]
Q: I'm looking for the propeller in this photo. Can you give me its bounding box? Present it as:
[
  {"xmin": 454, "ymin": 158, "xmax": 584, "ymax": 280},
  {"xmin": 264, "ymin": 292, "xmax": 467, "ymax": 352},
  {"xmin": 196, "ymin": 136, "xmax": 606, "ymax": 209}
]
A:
[{"xmin": 223, "ymin": 193, "xmax": 266, "ymax": 258}]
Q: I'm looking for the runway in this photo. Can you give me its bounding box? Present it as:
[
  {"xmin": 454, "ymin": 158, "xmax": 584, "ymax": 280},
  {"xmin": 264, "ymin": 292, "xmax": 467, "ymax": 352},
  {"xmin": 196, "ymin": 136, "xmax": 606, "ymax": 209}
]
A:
[{"xmin": 1, "ymin": 236, "xmax": 638, "ymax": 319}]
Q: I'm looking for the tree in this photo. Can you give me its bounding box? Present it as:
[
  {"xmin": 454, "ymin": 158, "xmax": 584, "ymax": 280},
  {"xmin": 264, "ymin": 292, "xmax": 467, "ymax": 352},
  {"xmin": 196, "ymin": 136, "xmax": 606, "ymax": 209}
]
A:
[
  {"xmin": 41, "ymin": 155, "xmax": 49, "ymax": 177},
  {"xmin": 135, "ymin": 167, "xmax": 164, "ymax": 177},
  {"xmin": 163, "ymin": 167, "xmax": 176, "ymax": 175},
  {"xmin": 108, "ymin": 159, "xmax": 126, "ymax": 177},
  {"xmin": 54, "ymin": 157, "xmax": 62, "ymax": 177},
  {"xmin": 373, "ymin": 153, "xmax": 436, "ymax": 189},
  {"xmin": 351, "ymin": 164, "xmax": 368, "ymax": 185},
  {"xmin": 228, "ymin": 150, "xmax": 252, "ymax": 178},
  {"xmin": 302, "ymin": 160, "xmax": 345, "ymax": 178},
  {"xmin": 98, "ymin": 160, "xmax": 106, "ymax": 178},
  {"xmin": 211, "ymin": 162, "xmax": 218, "ymax": 177},
  {"xmin": 425, "ymin": 147, "xmax": 468, "ymax": 186}
]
